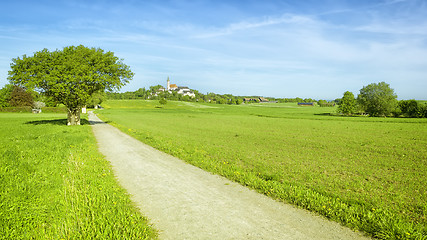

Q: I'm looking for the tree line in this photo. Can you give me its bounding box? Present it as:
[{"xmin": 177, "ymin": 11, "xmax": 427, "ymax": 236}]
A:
[
  {"xmin": 104, "ymin": 86, "xmax": 328, "ymax": 105},
  {"xmin": 337, "ymin": 82, "xmax": 427, "ymax": 118},
  {"xmin": 3, "ymin": 81, "xmax": 426, "ymax": 118}
]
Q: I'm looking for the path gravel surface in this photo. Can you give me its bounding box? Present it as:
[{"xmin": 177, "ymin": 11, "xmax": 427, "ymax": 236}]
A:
[{"xmin": 89, "ymin": 112, "xmax": 370, "ymax": 240}]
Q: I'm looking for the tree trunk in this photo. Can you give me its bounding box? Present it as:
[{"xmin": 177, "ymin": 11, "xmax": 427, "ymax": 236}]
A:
[{"xmin": 67, "ymin": 107, "xmax": 81, "ymax": 125}]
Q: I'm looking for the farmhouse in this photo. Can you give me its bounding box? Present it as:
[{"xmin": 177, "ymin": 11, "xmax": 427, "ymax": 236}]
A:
[{"xmin": 259, "ymin": 97, "xmax": 269, "ymax": 103}]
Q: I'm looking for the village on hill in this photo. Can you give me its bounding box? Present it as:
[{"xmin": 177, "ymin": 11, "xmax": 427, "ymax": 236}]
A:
[
  {"xmin": 104, "ymin": 77, "xmax": 329, "ymax": 105},
  {"xmin": 154, "ymin": 77, "xmax": 196, "ymax": 98}
]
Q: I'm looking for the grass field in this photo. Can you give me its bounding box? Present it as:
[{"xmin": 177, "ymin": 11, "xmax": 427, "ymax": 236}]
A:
[
  {"xmin": 98, "ymin": 100, "xmax": 427, "ymax": 239},
  {"xmin": 0, "ymin": 113, "xmax": 157, "ymax": 239}
]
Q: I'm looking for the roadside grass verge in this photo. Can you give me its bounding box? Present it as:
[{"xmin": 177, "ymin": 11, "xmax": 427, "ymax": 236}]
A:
[
  {"xmin": 98, "ymin": 100, "xmax": 427, "ymax": 239},
  {"xmin": 0, "ymin": 113, "xmax": 157, "ymax": 239}
]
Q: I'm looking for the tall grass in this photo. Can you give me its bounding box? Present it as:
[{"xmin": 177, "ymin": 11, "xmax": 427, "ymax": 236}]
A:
[
  {"xmin": 0, "ymin": 113, "xmax": 157, "ymax": 239},
  {"xmin": 98, "ymin": 100, "xmax": 427, "ymax": 239}
]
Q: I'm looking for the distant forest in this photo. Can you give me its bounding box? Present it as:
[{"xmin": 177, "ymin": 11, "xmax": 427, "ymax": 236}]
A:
[{"xmin": 106, "ymin": 85, "xmax": 333, "ymax": 105}]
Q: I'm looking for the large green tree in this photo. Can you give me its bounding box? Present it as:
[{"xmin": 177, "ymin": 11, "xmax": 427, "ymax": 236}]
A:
[
  {"xmin": 337, "ymin": 91, "xmax": 357, "ymax": 115},
  {"xmin": 357, "ymin": 82, "xmax": 397, "ymax": 117},
  {"xmin": 8, "ymin": 45, "xmax": 133, "ymax": 125}
]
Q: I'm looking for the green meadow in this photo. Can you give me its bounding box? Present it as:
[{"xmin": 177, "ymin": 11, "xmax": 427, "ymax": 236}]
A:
[
  {"xmin": 0, "ymin": 113, "xmax": 157, "ymax": 239},
  {"xmin": 98, "ymin": 100, "xmax": 427, "ymax": 239}
]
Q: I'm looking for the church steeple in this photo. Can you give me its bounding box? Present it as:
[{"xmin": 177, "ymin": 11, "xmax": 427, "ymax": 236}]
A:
[{"xmin": 167, "ymin": 76, "xmax": 170, "ymax": 91}]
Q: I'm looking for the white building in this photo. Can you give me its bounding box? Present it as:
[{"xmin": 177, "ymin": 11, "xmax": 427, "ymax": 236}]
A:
[
  {"xmin": 166, "ymin": 78, "xmax": 195, "ymax": 98},
  {"xmin": 177, "ymin": 87, "xmax": 196, "ymax": 98}
]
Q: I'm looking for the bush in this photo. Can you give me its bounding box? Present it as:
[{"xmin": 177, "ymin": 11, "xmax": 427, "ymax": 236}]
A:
[
  {"xmin": 398, "ymin": 100, "xmax": 424, "ymax": 118},
  {"xmin": 159, "ymin": 98, "xmax": 167, "ymax": 105}
]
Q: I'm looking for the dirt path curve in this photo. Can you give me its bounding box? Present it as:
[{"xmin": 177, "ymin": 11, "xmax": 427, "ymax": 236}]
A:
[{"xmin": 89, "ymin": 112, "xmax": 370, "ymax": 240}]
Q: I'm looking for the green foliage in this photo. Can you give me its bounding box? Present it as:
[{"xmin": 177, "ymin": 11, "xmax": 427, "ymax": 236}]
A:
[
  {"xmin": 422, "ymin": 105, "xmax": 427, "ymax": 118},
  {"xmin": 8, "ymin": 85, "xmax": 34, "ymax": 107},
  {"xmin": 0, "ymin": 84, "xmax": 14, "ymax": 107},
  {"xmin": 88, "ymin": 91, "xmax": 106, "ymax": 108},
  {"xmin": 357, "ymin": 82, "xmax": 398, "ymax": 117},
  {"xmin": 8, "ymin": 45, "xmax": 133, "ymax": 125},
  {"xmin": 318, "ymin": 100, "xmax": 335, "ymax": 107},
  {"xmin": 337, "ymin": 91, "xmax": 357, "ymax": 114},
  {"xmin": 398, "ymin": 100, "xmax": 426, "ymax": 118},
  {"xmin": 159, "ymin": 98, "xmax": 167, "ymax": 105},
  {"xmin": 105, "ymin": 84, "xmax": 325, "ymax": 106},
  {"xmin": 36, "ymin": 95, "xmax": 58, "ymax": 107},
  {"xmin": 277, "ymin": 97, "xmax": 304, "ymax": 103},
  {"xmin": 98, "ymin": 100, "xmax": 427, "ymax": 239},
  {"xmin": 149, "ymin": 85, "xmax": 163, "ymax": 93},
  {"xmin": 303, "ymin": 98, "xmax": 316, "ymax": 103},
  {"xmin": 216, "ymin": 98, "xmax": 226, "ymax": 104},
  {"xmin": 0, "ymin": 113, "xmax": 157, "ymax": 239},
  {"xmin": 39, "ymin": 107, "xmax": 68, "ymax": 113},
  {"xmin": 0, "ymin": 106, "xmax": 32, "ymax": 112},
  {"xmin": 105, "ymin": 86, "xmax": 278, "ymax": 105}
]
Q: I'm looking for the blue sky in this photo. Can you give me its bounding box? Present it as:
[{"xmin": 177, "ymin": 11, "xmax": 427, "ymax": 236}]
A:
[{"xmin": 1, "ymin": 0, "xmax": 426, "ymax": 99}]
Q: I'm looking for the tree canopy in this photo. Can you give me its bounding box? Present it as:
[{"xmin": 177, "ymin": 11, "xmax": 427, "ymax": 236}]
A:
[
  {"xmin": 337, "ymin": 91, "xmax": 357, "ymax": 115},
  {"xmin": 357, "ymin": 82, "xmax": 397, "ymax": 117},
  {"xmin": 8, "ymin": 45, "xmax": 133, "ymax": 125},
  {"xmin": 398, "ymin": 100, "xmax": 427, "ymax": 118}
]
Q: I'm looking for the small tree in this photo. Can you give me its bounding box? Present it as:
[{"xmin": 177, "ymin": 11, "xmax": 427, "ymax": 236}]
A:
[
  {"xmin": 337, "ymin": 91, "xmax": 357, "ymax": 115},
  {"xmin": 159, "ymin": 98, "xmax": 167, "ymax": 105},
  {"xmin": 9, "ymin": 85, "xmax": 34, "ymax": 107},
  {"xmin": 8, "ymin": 45, "xmax": 133, "ymax": 125},
  {"xmin": 357, "ymin": 82, "xmax": 398, "ymax": 117}
]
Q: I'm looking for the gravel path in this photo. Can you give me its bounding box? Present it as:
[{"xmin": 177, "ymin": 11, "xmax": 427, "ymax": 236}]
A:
[{"xmin": 89, "ymin": 112, "xmax": 370, "ymax": 240}]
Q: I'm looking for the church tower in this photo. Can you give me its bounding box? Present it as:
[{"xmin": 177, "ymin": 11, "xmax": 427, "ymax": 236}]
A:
[{"xmin": 167, "ymin": 76, "xmax": 170, "ymax": 91}]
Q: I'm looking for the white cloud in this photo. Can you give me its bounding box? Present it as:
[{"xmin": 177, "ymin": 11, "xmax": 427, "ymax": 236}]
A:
[
  {"xmin": 356, "ymin": 23, "xmax": 427, "ymax": 36},
  {"xmin": 192, "ymin": 14, "xmax": 317, "ymax": 39}
]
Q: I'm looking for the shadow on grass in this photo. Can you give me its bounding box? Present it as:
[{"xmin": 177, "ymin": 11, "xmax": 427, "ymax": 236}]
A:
[
  {"xmin": 25, "ymin": 119, "xmax": 91, "ymax": 126},
  {"xmin": 314, "ymin": 113, "xmax": 334, "ymax": 116},
  {"xmin": 314, "ymin": 113, "xmax": 364, "ymax": 118},
  {"xmin": 89, "ymin": 120, "xmax": 111, "ymax": 125}
]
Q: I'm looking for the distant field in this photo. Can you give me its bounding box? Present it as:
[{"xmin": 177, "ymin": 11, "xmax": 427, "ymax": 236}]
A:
[
  {"xmin": 98, "ymin": 100, "xmax": 427, "ymax": 239},
  {"xmin": 0, "ymin": 113, "xmax": 157, "ymax": 239}
]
